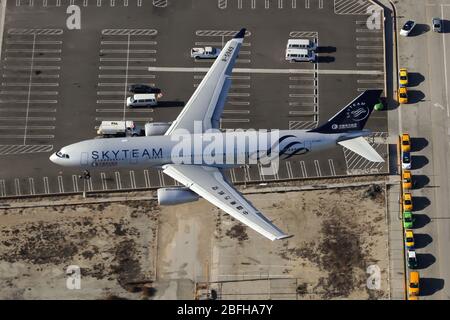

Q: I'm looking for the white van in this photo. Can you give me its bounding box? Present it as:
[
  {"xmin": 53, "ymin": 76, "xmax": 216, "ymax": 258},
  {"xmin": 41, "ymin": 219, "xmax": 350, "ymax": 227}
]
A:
[
  {"xmin": 286, "ymin": 39, "xmax": 317, "ymax": 51},
  {"xmin": 126, "ymin": 93, "xmax": 157, "ymax": 108},
  {"xmin": 285, "ymin": 48, "xmax": 316, "ymax": 63}
]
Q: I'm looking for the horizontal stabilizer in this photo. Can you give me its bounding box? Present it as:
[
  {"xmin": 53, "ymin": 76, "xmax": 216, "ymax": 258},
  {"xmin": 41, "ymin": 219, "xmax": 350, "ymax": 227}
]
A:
[{"xmin": 338, "ymin": 137, "xmax": 384, "ymax": 162}]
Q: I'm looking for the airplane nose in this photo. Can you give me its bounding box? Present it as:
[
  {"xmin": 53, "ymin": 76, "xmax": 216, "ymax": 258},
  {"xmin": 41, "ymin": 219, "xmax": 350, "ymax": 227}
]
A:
[{"xmin": 49, "ymin": 153, "xmax": 58, "ymax": 164}]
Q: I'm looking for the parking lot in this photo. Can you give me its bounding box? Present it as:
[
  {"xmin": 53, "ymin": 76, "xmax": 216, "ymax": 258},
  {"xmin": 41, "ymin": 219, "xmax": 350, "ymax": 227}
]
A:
[{"xmin": 0, "ymin": 0, "xmax": 388, "ymax": 198}]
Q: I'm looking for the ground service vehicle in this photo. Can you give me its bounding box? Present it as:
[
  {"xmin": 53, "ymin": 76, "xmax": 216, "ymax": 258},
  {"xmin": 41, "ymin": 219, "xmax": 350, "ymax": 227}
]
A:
[
  {"xmin": 97, "ymin": 121, "xmax": 140, "ymax": 137},
  {"xmin": 191, "ymin": 47, "xmax": 221, "ymax": 59}
]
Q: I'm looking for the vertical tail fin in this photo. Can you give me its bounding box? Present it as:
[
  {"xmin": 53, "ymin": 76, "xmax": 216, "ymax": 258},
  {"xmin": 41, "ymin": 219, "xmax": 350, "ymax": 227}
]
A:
[{"xmin": 308, "ymin": 90, "xmax": 383, "ymax": 134}]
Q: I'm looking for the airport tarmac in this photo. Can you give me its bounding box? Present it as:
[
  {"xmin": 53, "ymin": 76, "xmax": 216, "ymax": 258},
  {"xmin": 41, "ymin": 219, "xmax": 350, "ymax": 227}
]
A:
[{"xmin": 0, "ymin": 0, "xmax": 387, "ymax": 198}]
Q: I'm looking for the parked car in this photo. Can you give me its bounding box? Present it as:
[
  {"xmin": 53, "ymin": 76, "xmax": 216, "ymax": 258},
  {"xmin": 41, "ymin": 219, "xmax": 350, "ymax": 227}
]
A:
[
  {"xmin": 191, "ymin": 47, "xmax": 221, "ymax": 59},
  {"xmin": 432, "ymin": 17, "xmax": 442, "ymax": 33},
  {"xmin": 408, "ymin": 271, "xmax": 420, "ymax": 299},
  {"xmin": 402, "ymin": 151, "xmax": 412, "ymax": 170},
  {"xmin": 126, "ymin": 93, "xmax": 158, "ymax": 108},
  {"xmin": 400, "ymin": 20, "xmax": 416, "ymax": 36},
  {"xmin": 405, "ymin": 229, "xmax": 415, "ymax": 249},
  {"xmin": 403, "ymin": 211, "xmax": 415, "ymax": 229},
  {"xmin": 403, "ymin": 170, "xmax": 412, "ymax": 190},
  {"xmin": 398, "ymin": 87, "xmax": 408, "ymax": 104},
  {"xmin": 407, "ymin": 250, "xmax": 418, "ymax": 269},
  {"xmin": 403, "ymin": 193, "xmax": 413, "ymax": 212},
  {"xmin": 128, "ymin": 84, "xmax": 161, "ymax": 94},
  {"xmin": 401, "ymin": 133, "xmax": 411, "ymax": 153},
  {"xmin": 399, "ymin": 68, "xmax": 409, "ymax": 87}
]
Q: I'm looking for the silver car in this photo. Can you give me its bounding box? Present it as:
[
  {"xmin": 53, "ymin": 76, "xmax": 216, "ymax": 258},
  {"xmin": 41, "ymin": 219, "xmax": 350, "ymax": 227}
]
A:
[{"xmin": 432, "ymin": 17, "xmax": 442, "ymax": 33}]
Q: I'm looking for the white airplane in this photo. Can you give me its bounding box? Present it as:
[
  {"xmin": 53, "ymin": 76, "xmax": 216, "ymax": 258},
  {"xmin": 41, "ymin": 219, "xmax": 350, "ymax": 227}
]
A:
[{"xmin": 50, "ymin": 29, "xmax": 384, "ymax": 241}]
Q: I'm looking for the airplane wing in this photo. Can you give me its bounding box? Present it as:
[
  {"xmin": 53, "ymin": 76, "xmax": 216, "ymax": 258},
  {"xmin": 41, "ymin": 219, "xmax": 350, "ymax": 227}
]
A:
[
  {"xmin": 164, "ymin": 29, "xmax": 246, "ymax": 135},
  {"xmin": 162, "ymin": 164, "xmax": 290, "ymax": 241}
]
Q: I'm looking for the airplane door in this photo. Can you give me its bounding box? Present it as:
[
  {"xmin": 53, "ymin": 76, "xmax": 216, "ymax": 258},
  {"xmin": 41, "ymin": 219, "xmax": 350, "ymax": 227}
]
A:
[{"xmin": 80, "ymin": 152, "xmax": 88, "ymax": 166}]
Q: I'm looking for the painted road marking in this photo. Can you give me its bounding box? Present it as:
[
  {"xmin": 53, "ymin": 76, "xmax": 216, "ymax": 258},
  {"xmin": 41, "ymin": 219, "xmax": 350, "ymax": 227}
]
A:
[
  {"xmin": 286, "ymin": 161, "xmax": 294, "ymax": 179},
  {"xmin": 0, "ymin": 180, "xmax": 5, "ymax": 197},
  {"xmin": 328, "ymin": 159, "xmax": 336, "ymax": 176},
  {"xmin": 28, "ymin": 177, "xmax": 35, "ymax": 195},
  {"xmin": 144, "ymin": 169, "xmax": 151, "ymax": 188},
  {"xmin": 148, "ymin": 66, "xmax": 383, "ymax": 75},
  {"xmin": 115, "ymin": 171, "xmax": 122, "ymax": 189},
  {"xmin": 300, "ymin": 160, "xmax": 307, "ymax": 178},
  {"xmin": 130, "ymin": 170, "xmax": 136, "ymax": 189},
  {"xmin": 101, "ymin": 172, "xmax": 108, "ymax": 190},
  {"xmin": 43, "ymin": 176, "xmax": 49, "ymax": 194},
  {"xmin": 158, "ymin": 170, "xmax": 165, "ymax": 186},
  {"xmin": 72, "ymin": 175, "xmax": 79, "ymax": 192},
  {"xmin": 314, "ymin": 160, "xmax": 322, "ymax": 177},
  {"xmin": 14, "ymin": 178, "xmax": 21, "ymax": 196},
  {"xmin": 58, "ymin": 175, "xmax": 64, "ymax": 193}
]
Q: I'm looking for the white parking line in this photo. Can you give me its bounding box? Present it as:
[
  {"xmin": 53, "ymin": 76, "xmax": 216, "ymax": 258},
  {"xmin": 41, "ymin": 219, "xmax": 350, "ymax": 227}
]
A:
[
  {"xmin": 230, "ymin": 168, "xmax": 236, "ymax": 183},
  {"xmin": 101, "ymin": 41, "xmax": 157, "ymax": 45},
  {"xmin": 14, "ymin": 178, "xmax": 21, "ymax": 196},
  {"xmin": 286, "ymin": 161, "xmax": 294, "ymax": 179},
  {"xmin": 28, "ymin": 177, "xmax": 35, "ymax": 195},
  {"xmin": 299, "ymin": 160, "xmax": 307, "ymax": 177},
  {"xmin": 129, "ymin": 170, "xmax": 136, "ymax": 189},
  {"xmin": 58, "ymin": 175, "xmax": 64, "ymax": 193},
  {"xmin": 72, "ymin": 175, "xmax": 79, "ymax": 192},
  {"xmin": 314, "ymin": 160, "xmax": 322, "ymax": 177},
  {"xmin": 101, "ymin": 172, "xmax": 108, "ymax": 190},
  {"xmin": 43, "ymin": 176, "xmax": 49, "ymax": 194},
  {"xmin": 0, "ymin": 180, "xmax": 5, "ymax": 197},
  {"xmin": 328, "ymin": 159, "xmax": 336, "ymax": 176},
  {"xmin": 147, "ymin": 66, "xmax": 383, "ymax": 75},
  {"xmin": 158, "ymin": 170, "xmax": 165, "ymax": 186},
  {"xmin": 115, "ymin": 171, "xmax": 122, "ymax": 189},
  {"xmin": 23, "ymin": 33, "xmax": 36, "ymax": 146},
  {"xmin": 144, "ymin": 169, "xmax": 151, "ymax": 188}
]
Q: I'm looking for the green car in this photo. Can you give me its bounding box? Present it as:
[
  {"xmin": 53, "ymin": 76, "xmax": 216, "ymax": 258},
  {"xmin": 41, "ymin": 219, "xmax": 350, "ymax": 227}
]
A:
[
  {"xmin": 374, "ymin": 99, "xmax": 384, "ymax": 111},
  {"xmin": 403, "ymin": 211, "xmax": 414, "ymax": 229}
]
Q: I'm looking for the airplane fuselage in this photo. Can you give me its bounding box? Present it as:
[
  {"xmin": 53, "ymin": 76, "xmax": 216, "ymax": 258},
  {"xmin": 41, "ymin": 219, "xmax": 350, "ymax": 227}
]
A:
[{"xmin": 50, "ymin": 129, "xmax": 369, "ymax": 169}]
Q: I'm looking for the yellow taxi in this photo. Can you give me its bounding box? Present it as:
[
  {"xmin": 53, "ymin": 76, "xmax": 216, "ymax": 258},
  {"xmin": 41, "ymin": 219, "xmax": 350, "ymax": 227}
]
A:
[
  {"xmin": 399, "ymin": 68, "xmax": 408, "ymax": 87},
  {"xmin": 405, "ymin": 229, "xmax": 415, "ymax": 249},
  {"xmin": 403, "ymin": 193, "xmax": 413, "ymax": 211},
  {"xmin": 408, "ymin": 271, "xmax": 420, "ymax": 300},
  {"xmin": 403, "ymin": 170, "xmax": 412, "ymax": 190},
  {"xmin": 401, "ymin": 133, "xmax": 411, "ymax": 153},
  {"xmin": 398, "ymin": 87, "xmax": 408, "ymax": 104}
]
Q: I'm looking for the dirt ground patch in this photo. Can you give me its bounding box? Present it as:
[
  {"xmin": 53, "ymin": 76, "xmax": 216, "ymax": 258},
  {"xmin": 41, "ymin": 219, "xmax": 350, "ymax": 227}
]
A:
[{"xmin": 0, "ymin": 200, "xmax": 159, "ymax": 299}]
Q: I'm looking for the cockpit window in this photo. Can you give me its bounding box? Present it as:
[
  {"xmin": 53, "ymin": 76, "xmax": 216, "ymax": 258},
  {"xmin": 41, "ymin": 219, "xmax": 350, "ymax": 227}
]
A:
[{"xmin": 56, "ymin": 150, "xmax": 70, "ymax": 159}]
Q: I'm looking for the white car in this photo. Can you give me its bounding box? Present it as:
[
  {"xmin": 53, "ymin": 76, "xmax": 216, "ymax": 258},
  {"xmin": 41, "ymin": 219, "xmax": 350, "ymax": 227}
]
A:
[
  {"xmin": 400, "ymin": 20, "xmax": 416, "ymax": 36},
  {"xmin": 402, "ymin": 152, "xmax": 412, "ymax": 170},
  {"xmin": 190, "ymin": 46, "xmax": 221, "ymax": 59}
]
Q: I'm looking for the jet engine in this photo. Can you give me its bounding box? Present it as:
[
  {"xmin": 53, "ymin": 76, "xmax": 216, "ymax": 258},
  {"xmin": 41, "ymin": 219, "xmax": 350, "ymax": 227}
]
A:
[
  {"xmin": 145, "ymin": 122, "xmax": 171, "ymax": 136},
  {"xmin": 157, "ymin": 187, "xmax": 199, "ymax": 205}
]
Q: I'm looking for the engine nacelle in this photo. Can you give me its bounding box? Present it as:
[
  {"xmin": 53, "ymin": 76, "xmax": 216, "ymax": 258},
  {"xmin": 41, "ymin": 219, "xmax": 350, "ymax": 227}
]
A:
[
  {"xmin": 145, "ymin": 122, "xmax": 171, "ymax": 136},
  {"xmin": 157, "ymin": 187, "xmax": 199, "ymax": 206}
]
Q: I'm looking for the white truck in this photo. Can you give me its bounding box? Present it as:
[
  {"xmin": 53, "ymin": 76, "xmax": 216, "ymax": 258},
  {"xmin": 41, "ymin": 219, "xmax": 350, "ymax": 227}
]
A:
[
  {"xmin": 97, "ymin": 121, "xmax": 141, "ymax": 137},
  {"xmin": 190, "ymin": 46, "xmax": 221, "ymax": 59}
]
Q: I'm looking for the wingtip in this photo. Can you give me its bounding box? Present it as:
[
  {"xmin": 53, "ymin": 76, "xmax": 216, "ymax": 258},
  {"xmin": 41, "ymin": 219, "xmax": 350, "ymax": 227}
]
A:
[
  {"xmin": 234, "ymin": 28, "xmax": 246, "ymax": 39},
  {"xmin": 275, "ymin": 234, "xmax": 294, "ymax": 241}
]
